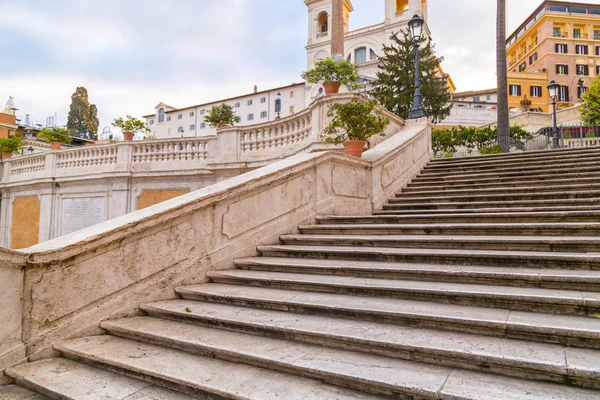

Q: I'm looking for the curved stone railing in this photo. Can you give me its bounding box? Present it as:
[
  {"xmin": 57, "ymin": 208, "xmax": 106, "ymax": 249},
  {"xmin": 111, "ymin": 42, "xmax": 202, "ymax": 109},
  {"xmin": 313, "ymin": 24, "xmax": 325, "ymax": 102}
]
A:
[
  {"xmin": 240, "ymin": 109, "xmax": 312, "ymax": 153},
  {"xmin": 56, "ymin": 145, "xmax": 118, "ymax": 169},
  {"xmin": 1, "ymin": 93, "xmax": 404, "ymax": 184}
]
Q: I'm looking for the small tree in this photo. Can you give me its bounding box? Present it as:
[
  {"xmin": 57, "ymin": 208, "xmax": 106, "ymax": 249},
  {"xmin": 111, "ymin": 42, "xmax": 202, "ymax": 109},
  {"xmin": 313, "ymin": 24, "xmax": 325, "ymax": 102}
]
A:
[
  {"xmin": 581, "ymin": 77, "xmax": 600, "ymax": 126},
  {"xmin": 0, "ymin": 136, "xmax": 22, "ymax": 154},
  {"xmin": 323, "ymin": 99, "xmax": 389, "ymax": 144},
  {"xmin": 204, "ymin": 104, "xmax": 237, "ymax": 128},
  {"xmin": 39, "ymin": 127, "xmax": 72, "ymax": 144},
  {"xmin": 372, "ymin": 30, "xmax": 452, "ymax": 123},
  {"xmin": 112, "ymin": 115, "xmax": 150, "ymax": 135},
  {"xmin": 303, "ymin": 58, "xmax": 359, "ymax": 88}
]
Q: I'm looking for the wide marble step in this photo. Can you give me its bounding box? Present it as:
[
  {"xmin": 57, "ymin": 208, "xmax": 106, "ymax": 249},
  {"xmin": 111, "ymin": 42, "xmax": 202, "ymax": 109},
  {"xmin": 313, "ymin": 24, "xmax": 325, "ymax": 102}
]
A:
[
  {"xmin": 319, "ymin": 210, "xmax": 600, "ymax": 223},
  {"xmin": 405, "ymin": 175, "xmax": 600, "ymax": 191},
  {"xmin": 6, "ymin": 358, "xmax": 193, "ymax": 400},
  {"xmin": 428, "ymin": 146, "xmax": 600, "ymax": 167},
  {"xmin": 0, "ymin": 385, "xmax": 48, "ymax": 400},
  {"xmin": 130, "ymin": 304, "xmax": 600, "ymax": 388},
  {"xmin": 55, "ymin": 335, "xmax": 378, "ymax": 400},
  {"xmin": 398, "ymin": 183, "xmax": 600, "ymax": 198},
  {"xmin": 414, "ymin": 164, "xmax": 600, "ymax": 183},
  {"xmin": 234, "ymin": 256, "xmax": 600, "ymax": 291},
  {"xmin": 176, "ymin": 283, "xmax": 600, "ymax": 349},
  {"xmin": 419, "ymin": 158, "xmax": 600, "ymax": 177},
  {"xmin": 206, "ymin": 269, "xmax": 600, "ymax": 315},
  {"xmin": 381, "ymin": 201, "xmax": 600, "ymax": 212},
  {"xmin": 389, "ymin": 190, "xmax": 600, "ymax": 204},
  {"xmin": 257, "ymin": 243, "xmax": 600, "ymax": 269},
  {"xmin": 279, "ymin": 233, "xmax": 600, "ymax": 252},
  {"xmin": 422, "ymin": 154, "xmax": 600, "ymax": 174},
  {"xmin": 298, "ymin": 222, "xmax": 600, "ymax": 237}
]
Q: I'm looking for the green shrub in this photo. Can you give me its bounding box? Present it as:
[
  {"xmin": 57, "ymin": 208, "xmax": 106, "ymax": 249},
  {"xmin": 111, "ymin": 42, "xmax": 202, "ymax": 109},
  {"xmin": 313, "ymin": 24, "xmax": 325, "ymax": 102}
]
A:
[
  {"xmin": 204, "ymin": 104, "xmax": 237, "ymax": 128},
  {"xmin": 0, "ymin": 136, "xmax": 22, "ymax": 154},
  {"xmin": 324, "ymin": 99, "xmax": 389, "ymax": 144},
  {"xmin": 479, "ymin": 144, "xmax": 503, "ymax": 154},
  {"xmin": 302, "ymin": 58, "xmax": 359, "ymax": 87},
  {"xmin": 39, "ymin": 127, "xmax": 71, "ymax": 144},
  {"xmin": 112, "ymin": 115, "xmax": 150, "ymax": 134}
]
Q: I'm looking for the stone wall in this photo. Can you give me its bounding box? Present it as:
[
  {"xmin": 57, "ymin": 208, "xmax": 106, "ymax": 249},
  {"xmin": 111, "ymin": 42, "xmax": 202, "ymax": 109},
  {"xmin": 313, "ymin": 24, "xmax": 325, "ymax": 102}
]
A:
[{"xmin": 0, "ymin": 118, "xmax": 431, "ymax": 381}]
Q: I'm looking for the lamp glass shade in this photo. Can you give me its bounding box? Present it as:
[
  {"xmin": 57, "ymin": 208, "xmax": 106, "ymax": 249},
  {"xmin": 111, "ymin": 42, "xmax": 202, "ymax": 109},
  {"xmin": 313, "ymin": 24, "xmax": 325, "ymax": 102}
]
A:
[
  {"xmin": 547, "ymin": 80, "xmax": 559, "ymax": 100},
  {"xmin": 408, "ymin": 14, "xmax": 424, "ymax": 41}
]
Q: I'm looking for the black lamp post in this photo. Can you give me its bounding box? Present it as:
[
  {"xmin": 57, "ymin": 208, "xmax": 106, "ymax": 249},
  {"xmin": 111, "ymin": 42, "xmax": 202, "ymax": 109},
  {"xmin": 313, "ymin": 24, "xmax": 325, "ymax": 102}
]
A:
[
  {"xmin": 547, "ymin": 80, "xmax": 559, "ymax": 148},
  {"xmin": 407, "ymin": 14, "xmax": 427, "ymax": 120},
  {"xmin": 275, "ymin": 92, "xmax": 282, "ymax": 119},
  {"xmin": 27, "ymin": 146, "xmax": 34, "ymax": 154}
]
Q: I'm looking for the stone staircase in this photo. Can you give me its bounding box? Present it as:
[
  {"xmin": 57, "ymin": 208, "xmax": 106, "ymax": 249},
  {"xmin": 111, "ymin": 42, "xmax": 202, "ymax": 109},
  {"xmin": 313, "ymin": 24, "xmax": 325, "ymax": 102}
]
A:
[{"xmin": 5, "ymin": 146, "xmax": 600, "ymax": 399}]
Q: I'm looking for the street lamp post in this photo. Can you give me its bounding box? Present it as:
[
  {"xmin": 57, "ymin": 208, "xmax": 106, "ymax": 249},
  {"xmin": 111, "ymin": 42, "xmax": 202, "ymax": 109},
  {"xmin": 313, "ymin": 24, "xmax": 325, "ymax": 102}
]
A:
[
  {"xmin": 547, "ymin": 80, "xmax": 559, "ymax": 149},
  {"xmin": 275, "ymin": 92, "xmax": 282, "ymax": 119},
  {"xmin": 407, "ymin": 14, "xmax": 427, "ymax": 120}
]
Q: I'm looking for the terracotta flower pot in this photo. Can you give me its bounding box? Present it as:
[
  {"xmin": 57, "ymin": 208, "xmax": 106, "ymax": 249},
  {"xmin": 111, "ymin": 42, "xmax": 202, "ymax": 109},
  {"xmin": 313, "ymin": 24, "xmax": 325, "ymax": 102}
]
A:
[
  {"xmin": 1, "ymin": 152, "xmax": 13, "ymax": 160},
  {"xmin": 123, "ymin": 132, "xmax": 134, "ymax": 141},
  {"xmin": 50, "ymin": 142, "xmax": 62, "ymax": 150},
  {"xmin": 323, "ymin": 81, "xmax": 341, "ymax": 95},
  {"xmin": 217, "ymin": 124, "xmax": 231, "ymax": 129},
  {"xmin": 343, "ymin": 140, "xmax": 366, "ymax": 158}
]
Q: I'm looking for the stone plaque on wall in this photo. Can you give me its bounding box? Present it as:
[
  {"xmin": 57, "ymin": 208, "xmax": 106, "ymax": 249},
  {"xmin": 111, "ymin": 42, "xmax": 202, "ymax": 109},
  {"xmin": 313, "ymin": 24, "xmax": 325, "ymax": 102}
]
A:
[{"xmin": 61, "ymin": 197, "xmax": 106, "ymax": 236}]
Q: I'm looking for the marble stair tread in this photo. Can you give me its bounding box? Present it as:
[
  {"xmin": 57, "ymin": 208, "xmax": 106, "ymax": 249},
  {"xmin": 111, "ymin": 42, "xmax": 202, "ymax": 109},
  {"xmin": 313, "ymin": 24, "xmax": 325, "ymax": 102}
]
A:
[
  {"xmin": 55, "ymin": 335, "xmax": 381, "ymax": 400},
  {"xmin": 397, "ymin": 183, "xmax": 600, "ymax": 197},
  {"xmin": 99, "ymin": 317, "xmax": 600, "ymax": 399},
  {"xmin": 425, "ymin": 152, "xmax": 600, "ymax": 169},
  {"xmin": 234, "ymin": 256, "xmax": 600, "ymax": 288},
  {"xmin": 0, "ymin": 385, "xmax": 49, "ymax": 400},
  {"xmin": 419, "ymin": 159, "xmax": 600, "ymax": 176},
  {"xmin": 317, "ymin": 210, "xmax": 600, "ymax": 222},
  {"xmin": 206, "ymin": 269, "xmax": 600, "ymax": 310},
  {"xmin": 131, "ymin": 303, "xmax": 600, "ymax": 384},
  {"xmin": 256, "ymin": 244, "xmax": 600, "ymax": 269},
  {"xmin": 406, "ymin": 175, "xmax": 600, "ymax": 190},
  {"xmin": 300, "ymin": 222, "xmax": 600, "ymax": 231},
  {"xmin": 414, "ymin": 165, "xmax": 600, "ymax": 182},
  {"xmin": 389, "ymin": 190, "xmax": 600, "ymax": 203},
  {"xmin": 176, "ymin": 284, "xmax": 600, "ymax": 347},
  {"xmin": 6, "ymin": 358, "xmax": 193, "ymax": 400},
  {"xmin": 279, "ymin": 233, "xmax": 600, "ymax": 249}
]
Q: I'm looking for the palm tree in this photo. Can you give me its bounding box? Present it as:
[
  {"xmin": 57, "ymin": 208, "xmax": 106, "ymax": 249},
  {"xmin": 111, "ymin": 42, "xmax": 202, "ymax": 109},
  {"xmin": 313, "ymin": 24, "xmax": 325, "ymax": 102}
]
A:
[{"xmin": 497, "ymin": 0, "xmax": 510, "ymax": 152}]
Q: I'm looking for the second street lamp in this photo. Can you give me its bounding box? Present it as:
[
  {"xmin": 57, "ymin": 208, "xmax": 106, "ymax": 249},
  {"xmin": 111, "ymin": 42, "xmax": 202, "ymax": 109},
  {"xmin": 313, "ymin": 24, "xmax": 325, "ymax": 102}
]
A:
[
  {"xmin": 547, "ymin": 80, "xmax": 559, "ymax": 149},
  {"xmin": 407, "ymin": 14, "xmax": 427, "ymax": 120}
]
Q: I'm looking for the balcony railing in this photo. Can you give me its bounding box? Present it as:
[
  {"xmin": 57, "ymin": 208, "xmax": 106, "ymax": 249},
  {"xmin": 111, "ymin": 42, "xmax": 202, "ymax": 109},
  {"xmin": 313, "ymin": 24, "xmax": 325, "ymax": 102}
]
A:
[
  {"xmin": 553, "ymin": 32, "xmax": 568, "ymax": 38},
  {"xmin": 395, "ymin": 9, "xmax": 409, "ymax": 17}
]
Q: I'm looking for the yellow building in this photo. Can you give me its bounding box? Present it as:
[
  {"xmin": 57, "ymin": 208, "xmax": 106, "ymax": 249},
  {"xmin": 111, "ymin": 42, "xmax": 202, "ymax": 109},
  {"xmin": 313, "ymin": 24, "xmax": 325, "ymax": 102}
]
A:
[
  {"xmin": 506, "ymin": 1, "xmax": 600, "ymax": 112},
  {"xmin": 0, "ymin": 112, "xmax": 17, "ymax": 139}
]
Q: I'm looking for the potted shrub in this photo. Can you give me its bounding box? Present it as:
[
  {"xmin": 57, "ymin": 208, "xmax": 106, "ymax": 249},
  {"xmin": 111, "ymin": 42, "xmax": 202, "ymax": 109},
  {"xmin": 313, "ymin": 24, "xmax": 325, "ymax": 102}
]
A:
[
  {"xmin": 39, "ymin": 127, "xmax": 71, "ymax": 150},
  {"xmin": 112, "ymin": 115, "xmax": 150, "ymax": 141},
  {"xmin": 204, "ymin": 104, "xmax": 237, "ymax": 128},
  {"xmin": 541, "ymin": 67, "xmax": 547, "ymax": 73},
  {"xmin": 0, "ymin": 136, "xmax": 22, "ymax": 160},
  {"xmin": 303, "ymin": 58, "xmax": 359, "ymax": 95},
  {"xmin": 323, "ymin": 99, "xmax": 390, "ymax": 158}
]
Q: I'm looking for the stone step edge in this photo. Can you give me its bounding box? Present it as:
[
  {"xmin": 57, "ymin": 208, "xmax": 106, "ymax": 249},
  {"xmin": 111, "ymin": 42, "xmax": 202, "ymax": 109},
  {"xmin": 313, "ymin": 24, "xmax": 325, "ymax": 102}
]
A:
[
  {"xmin": 256, "ymin": 244, "xmax": 600, "ymax": 270},
  {"xmin": 398, "ymin": 184, "xmax": 600, "ymax": 197},
  {"xmin": 423, "ymin": 155, "xmax": 600, "ymax": 173},
  {"xmin": 104, "ymin": 314, "xmax": 598, "ymax": 390},
  {"xmin": 175, "ymin": 284, "xmax": 600, "ymax": 349},
  {"xmin": 233, "ymin": 257, "xmax": 600, "ymax": 291},
  {"xmin": 420, "ymin": 159, "xmax": 600, "ymax": 176},
  {"xmin": 429, "ymin": 146, "xmax": 600, "ymax": 164},
  {"xmin": 207, "ymin": 270, "xmax": 600, "ymax": 315}
]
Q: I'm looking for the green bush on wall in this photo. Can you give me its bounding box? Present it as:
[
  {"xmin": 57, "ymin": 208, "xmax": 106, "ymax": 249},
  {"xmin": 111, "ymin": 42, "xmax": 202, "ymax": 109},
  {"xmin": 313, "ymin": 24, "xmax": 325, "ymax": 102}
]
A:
[{"xmin": 0, "ymin": 136, "xmax": 22, "ymax": 154}]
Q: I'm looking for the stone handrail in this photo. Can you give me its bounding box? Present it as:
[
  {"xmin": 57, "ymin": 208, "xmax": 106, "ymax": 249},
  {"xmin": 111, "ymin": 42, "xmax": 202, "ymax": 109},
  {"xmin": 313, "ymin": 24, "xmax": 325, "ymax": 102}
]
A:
[
  {"xmin": 0, "ymin": 117, "xmax": 429, "ymax": 381},
  {"xmin": 1, "ymin": 93, "xmax": 404, "ymax": 184}
]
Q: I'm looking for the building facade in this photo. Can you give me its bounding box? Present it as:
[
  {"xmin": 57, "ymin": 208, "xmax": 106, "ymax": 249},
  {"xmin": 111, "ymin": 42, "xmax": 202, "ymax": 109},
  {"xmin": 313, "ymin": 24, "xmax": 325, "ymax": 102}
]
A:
[
  {"xmin": 0, "ymin": 112, "xmax": 17, "ymax": 139},
  {"xmin": 144, "ymin": 83, "xmax": 306, "ymax": 140},
  {"xmin": 144, "ymin": 0, "xmax": 435, "ymax": 139},
  {"xmin": 506, "ymin": 1, "xmax": 600, "ymax": 112}
]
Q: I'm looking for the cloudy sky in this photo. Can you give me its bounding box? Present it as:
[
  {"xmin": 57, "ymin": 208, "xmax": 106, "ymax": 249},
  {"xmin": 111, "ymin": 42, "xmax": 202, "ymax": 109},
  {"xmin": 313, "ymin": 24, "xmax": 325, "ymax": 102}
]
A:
[{"xmin": 0, "ymin": 0, "xmax": 592, "ymax": 130}]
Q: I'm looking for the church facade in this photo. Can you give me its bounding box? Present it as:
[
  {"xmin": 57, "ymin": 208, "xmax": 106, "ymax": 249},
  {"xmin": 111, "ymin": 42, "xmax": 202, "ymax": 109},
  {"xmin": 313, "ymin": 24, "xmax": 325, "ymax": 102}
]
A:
[{"xmin": 145, "ymin": 0, "xmax": 430, "ymax": 140}]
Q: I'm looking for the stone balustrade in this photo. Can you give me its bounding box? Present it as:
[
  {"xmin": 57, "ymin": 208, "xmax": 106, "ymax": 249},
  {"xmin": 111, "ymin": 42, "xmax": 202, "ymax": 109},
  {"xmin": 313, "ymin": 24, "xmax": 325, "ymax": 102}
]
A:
[{"xmin": 1, "ymin": 93, "xmax": 403, "ymax": 185}]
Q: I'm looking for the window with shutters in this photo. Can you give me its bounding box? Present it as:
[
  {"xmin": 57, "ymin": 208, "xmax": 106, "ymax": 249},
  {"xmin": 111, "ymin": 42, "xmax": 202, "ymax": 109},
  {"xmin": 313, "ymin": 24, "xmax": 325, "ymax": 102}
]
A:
[
  {"xmin": 558, "ymin": 86, "xmax": 569, "ymax": 102},
  {"xmin": 556, "ymin": 64, "xmax": 569, "ymax": 75},
  {"xmin": 576, "ymin": 64, "xmax": 589, "ymax": 76},
  {"xmin": 530, "ymin": 86, "xmax": 542, "ymax": 97},
  {"xmin": 576, "ymin": 45, "xmax": 588, "ymax": 55},
  {"xmin": 578, "ymin": 86, "xmax": 588, "ymax": 99},
  {"xmin": 509, "ymin": 85, "xmax": 521, "ymax": 96},
  {"xmin": 555, "ymin": 44, "xmax": 568, "ymax": 54}
]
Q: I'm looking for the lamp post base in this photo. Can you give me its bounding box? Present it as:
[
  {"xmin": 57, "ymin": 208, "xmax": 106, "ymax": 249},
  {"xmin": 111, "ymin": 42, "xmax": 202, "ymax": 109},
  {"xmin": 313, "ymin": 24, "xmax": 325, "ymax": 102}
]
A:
[{"xmin": 408, "ymin": 106, "xmax": 427, "ymax": 120}]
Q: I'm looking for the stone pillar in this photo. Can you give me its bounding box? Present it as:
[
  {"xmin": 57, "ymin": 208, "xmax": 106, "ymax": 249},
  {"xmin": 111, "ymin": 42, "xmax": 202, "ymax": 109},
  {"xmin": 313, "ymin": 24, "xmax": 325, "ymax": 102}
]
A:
[{"xmin": 331, "ymin": 0, "xmax": 344, "ymax": 60}]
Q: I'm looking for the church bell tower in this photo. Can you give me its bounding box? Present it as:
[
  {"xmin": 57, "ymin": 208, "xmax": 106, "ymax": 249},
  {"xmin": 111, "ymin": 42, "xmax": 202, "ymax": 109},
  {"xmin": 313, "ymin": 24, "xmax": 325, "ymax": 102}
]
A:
[{"xmin": 385, "ymin": 0, "xmax": 428, "ymax": 24}]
